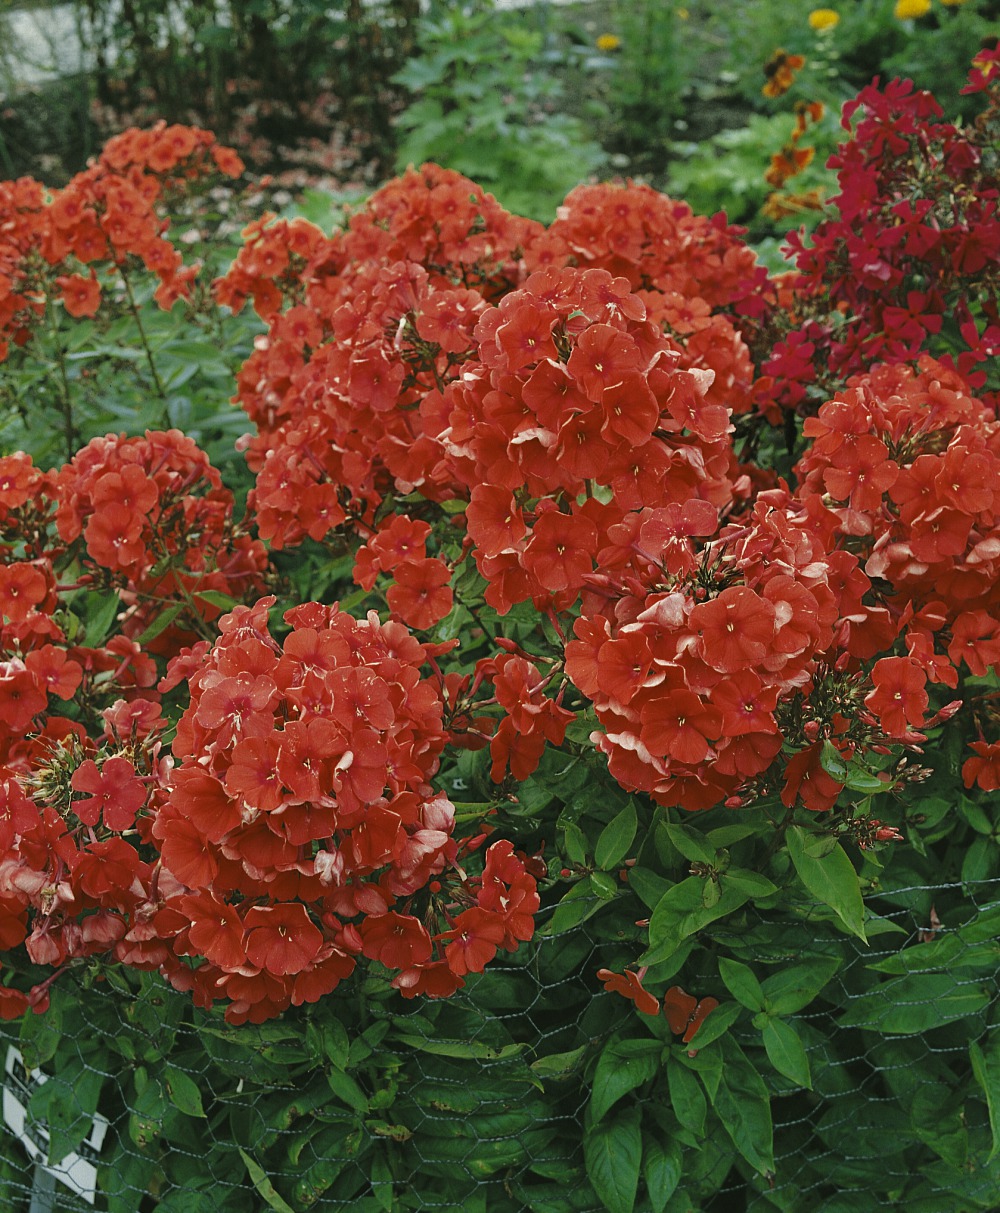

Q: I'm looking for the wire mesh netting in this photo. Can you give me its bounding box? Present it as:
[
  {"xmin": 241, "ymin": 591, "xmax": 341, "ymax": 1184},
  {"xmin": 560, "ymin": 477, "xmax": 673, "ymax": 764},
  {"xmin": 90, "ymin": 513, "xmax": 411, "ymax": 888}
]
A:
[{"xmin": 0, "ymin": 875, "xmax": 997, "ymax": 1213}]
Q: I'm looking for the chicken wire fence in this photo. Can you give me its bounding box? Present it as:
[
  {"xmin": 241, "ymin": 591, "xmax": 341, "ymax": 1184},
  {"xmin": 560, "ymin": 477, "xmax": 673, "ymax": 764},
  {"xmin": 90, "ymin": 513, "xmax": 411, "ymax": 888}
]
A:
[{"xmin": 0, "ymin": 876, "xmax": 997, "ymax": 1213}]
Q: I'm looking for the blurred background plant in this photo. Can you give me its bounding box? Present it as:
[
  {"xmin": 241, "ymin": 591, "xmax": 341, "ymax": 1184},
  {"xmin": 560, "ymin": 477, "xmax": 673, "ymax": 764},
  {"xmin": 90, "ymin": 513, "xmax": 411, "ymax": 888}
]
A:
[
  {"xmin": 584, "ymin": 1, "xmax": 693, "ymax": 179},
  {"xmin": 391, "ymin": 1, "xmax": 606, "ymax": 221},
  {"xmin": 704, "ymin": 0, "xmax": 998, "ymax": 110}
]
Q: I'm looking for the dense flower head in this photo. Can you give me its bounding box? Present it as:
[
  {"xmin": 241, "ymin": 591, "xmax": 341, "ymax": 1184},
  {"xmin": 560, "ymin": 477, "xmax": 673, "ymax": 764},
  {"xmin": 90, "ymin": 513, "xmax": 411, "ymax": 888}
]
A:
[
  {"xmin": 149, "ymin": 597, "xmax": 537, "ymax": 1021},
  {"xmin": 762, "ymin": 65, "xmax": 1000, "ymax": 418},
  {"xmin": 53, "ymin": 429, "xmax": 267, "ymax": 645},
  {"xmin": 0, "ymin": 122, "xmax": 244, "ymax": 359},
  {"xmin": 445, "ymin": 264, "xmax": 740, "ymax": 616}
]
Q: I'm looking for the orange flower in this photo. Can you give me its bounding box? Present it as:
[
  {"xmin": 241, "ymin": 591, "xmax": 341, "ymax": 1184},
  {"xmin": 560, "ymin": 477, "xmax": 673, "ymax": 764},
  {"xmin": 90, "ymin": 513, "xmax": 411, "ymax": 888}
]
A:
[
  {"xmin": 763, "ymin": 50, "xmax": 806, "ymax": 99},
  {"xmin": 762, "ymin": 189, "xmax": 826, "ymax": 220},
  {"xmin": 765, "ymin": 144, "xmax": 816, "ymax": 188},
  {"xmin": 55, "ymin": 272, "xmax": 101, "ymax": 318}
]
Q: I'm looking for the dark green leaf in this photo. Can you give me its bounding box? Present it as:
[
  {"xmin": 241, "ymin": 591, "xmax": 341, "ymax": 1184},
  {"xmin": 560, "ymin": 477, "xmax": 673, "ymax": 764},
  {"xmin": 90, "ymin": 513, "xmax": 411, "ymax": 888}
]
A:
[
  {"xmin": 841, "ymin": 765, "xmax": 888, "ymax": 794},
  {"xmin": 786, "ymin": 827, "xmax": 866, "ymax": 940},
  {"xmin": 590, "ymin": 1039, "xmax": 661, "ymax": 1123},
  {"xmin": 667, "ymin": 1059, "xmax": 706, "ymax": 1138},
  {"xmin": 584, "ymin": 1106, "xmax": 642, "ymax": 1213},
  {"xmin": 818, "ymin": 740, "xmax": 847, "ymax": 780},
  {"xmin": 539, "ymin": 880, "xmax": 603, "ymax": 936},
  {"xmin": 531, "ymin": 1045, "xmax": 589, "ymax": 1079},
  {"xmin": 595, "ymin": 802, "xmax": 638, "ymax": 870},
  {"xmin": 238, "ymin": 1148, "xmax": 297, "ymax": 1213},
  {"xmin": 718, "ymin": 959, "xmax": 765, "ymax": 1011},
  {"xmin": 682, "ymin": 1001, "xmax": 741, "ymax": 1050},
  {"xmin": 910, "ymin": 1082, "xmax": 968, "ymax": 1169},
  {"xmin": 590, "ymin": 871, "xmax": 619, "ymax": 901},
  {"xmin": 194, "ymin": 589, "xmax": 238, "ymax": 611},
  {"xmin": 659, "ymin": 822, "xmax": 716, "ymax": 866},
  {"xmin": 724, "ymin": 869, "xmax": 779, "ymax": 899},
  {"xmin": 867, "ymin": 935, "xmax": 999, "ymax": 976},
  {"xmin": 134, "ymin": 602, "xmax": 185, "ymax": 645},
  {"xmin": 391, "ymin": 1035, "xmax": 526, "ymax": 1060},
  {"xmin": 838, "ymin": 973, "xmax": 990, "ymax": 1033},
  {"xmin": 163, "ymin": 1066, "xmax": 205, "ymax": 1118},
  {"xmin": 628, "ymin": 866, "xmax": 671, "ymax": 910},
  {"xmin": 714, "ymin": 1038, "xmax": 774, "ymax": 1175},
  {"xmin": 326, "ymin": 1066, "xmax": 369, "ymax": 1113},
  {"xmin": 83, "ymin": 593, "xmax": 121, "ymax": 646},
  {"xmin": 641, "ymin": 876, "xmax": 753, "ymax": 966},
  {"xmin": 761, "ymin": 1018, "xmax": 811, "ymax": 1089},
  {"xmin": 562, "ymin": 821, "xmax": 589, "ymax": 865},
  {"xmin": 642, "ymin": 1133, "xmax": 682, "ymax": 1212},
  {"xmin": 761, "ymin": 957, "xmax": 841, "ymax": 1015},
  {"xmin": 970, "ymin": 1037, "xmax": 1000, "ymax": 1163},
  {"xmin": 19, "ymin": 998, "xmax": 62, "ymax": 1070}
]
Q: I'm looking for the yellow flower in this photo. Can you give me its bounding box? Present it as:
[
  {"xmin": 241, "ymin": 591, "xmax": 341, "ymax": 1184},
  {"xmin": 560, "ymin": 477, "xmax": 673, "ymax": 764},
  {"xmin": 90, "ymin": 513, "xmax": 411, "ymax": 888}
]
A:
[
  {"xmin": 808, "ymin": 8, "xmax": 840, "ymax": 30},
  {"xmin": 596, "ymin": 33, "xmax": 621, "ymax": 52},
  {"xmin": 677, "ymin": 7, "xmax": 690, "ymax": 18},
  {"xmin": 893, "ymin": 0, "xmax": 931, "ymax": 18}
]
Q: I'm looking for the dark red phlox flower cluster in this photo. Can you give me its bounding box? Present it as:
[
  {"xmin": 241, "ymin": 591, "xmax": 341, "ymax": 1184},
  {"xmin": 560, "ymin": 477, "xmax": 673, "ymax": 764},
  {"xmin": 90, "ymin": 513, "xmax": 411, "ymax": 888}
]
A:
[{"xmin": 759, "ymin": 69, "xmax": 1000, "ymax": 418}]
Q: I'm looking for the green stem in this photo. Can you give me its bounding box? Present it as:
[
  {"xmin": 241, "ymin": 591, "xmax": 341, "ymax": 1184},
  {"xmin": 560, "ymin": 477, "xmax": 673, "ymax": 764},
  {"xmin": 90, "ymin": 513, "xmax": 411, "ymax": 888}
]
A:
[
  {"xmin": 120, "ymin": 265, "xmax": 170, "ymax": 424},
  {"xmin": 47, "ymin": 307, "xmax": 79, "ymax": 461}
]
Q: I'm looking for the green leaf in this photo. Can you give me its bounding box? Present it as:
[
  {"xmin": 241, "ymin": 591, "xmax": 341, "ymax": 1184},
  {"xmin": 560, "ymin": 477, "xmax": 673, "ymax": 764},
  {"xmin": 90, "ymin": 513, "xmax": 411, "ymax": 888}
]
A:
[
  {"xmin": 561, "ymin": 821, "xmax": 589, "ymax": 865},
  {"xmin": 841, "ymin": 764, "xmax": 888, "ymax": 794},
  {"xmin": 590, "ymin": 871, "xmax": 619, "ymax": 901},
  {"xmin": 590, "ymin": 1039, "xmax": 661, "ymax": 1123},
  {"xmin": 19, "ymin": 997, "xmax": 62, "ymax": 1070},
  {"xmin": 163, "ymin": 1066, "xmax": 205, "ymax": 1117},
  {"xmin": 134, "ymin": 602, "xmax": 185, "ymax": 645},
  {"xmin": 718, "ymin": 959, "xmax": 765, "ymax": 1011},
  {"xmin": 83, "ymin": 593, "xmax": 121, "ymax": 646},
  {"xmin": 531, "ymin": 1044, "xmax": 589, "ymax": 1079},
  {"xmin": 326, "ymin": 1066, "xmax": 369, "ymax": 1113},
  {"xmin": 786, "ymin": 827, "xmax": 867, "ymax": 940},
  {"xmin": 714, "ymin": 1038, "xmax": 774, "ymax": 1175},
  {"xmin": 595, "ymin": 802, "xmax": 638, "ymax": 870},
  {"xmin": 641, "ymin": 876, "xmax": 753, "ymax": 967},
  {"xmin": 371, "ymin": 1147, "xmax": 395, "ymax": 1212},
  {"xmin": 866, "ymin": 934, "xmax": 1000, "ymax": 976},
  {"xmin": 391, "ymin": 1035, "xmax": 526, "ymax": 1061},
  {"xmin": 628, "ymin": 866, "xmax": 671, "ymax": 910},
  {"xmin": 238, "ymin": 1148, "xmax": 297, "ymax": 1213},
  {"xmin": 307, "ymin": 1017, "xmax": 350, "ymax": 1070},
  {"xmin": 667, "ymin": 1059, "xmax": 706, "ymax": 1138},
  {"xmin": 760, "ymin": 957, "xmax": 841, "ymax": 1015},
  {"xmin": 660, "ymin": 822, "xmax": 716, "ymax": 866},
  {"xmin": 642, "ymin": 1134, "xmax": 682, "ymax": 1212},
  {"xmin": 539, "ymin": 880, "xmax": 603, "ymax": 936},
  {"xmin": 818, "ymin": 739, "xmax": 847, "ymax": 781},
  {"xmin": 761, "ymin": 1018, "xmax": 811, "ymax": 1089},
  {"xmin": 838, "ymin": 973, "xmax": 991, "ymax": 1033},
  {"xmin": 724, "ymin": 869, "xmax": 779, "ymax": 900},
  {"xmin": 910, "ymin": 1082, "xmax": 968, "ymax": 1169},
  {"xmin": 970, "ymin": 1038, "xmax": 1000, "ymax": 1163},
  {"xmin": 194, "ymin": 589, "xmax": 238, "ymax": 611},
  {"xmin": 584, "ymin": 1106, "xmax": 642, "ymax": 1213},
  {"xmin": 681, "ymin": 1000, "xmax": 741, "ymax": 1050}
]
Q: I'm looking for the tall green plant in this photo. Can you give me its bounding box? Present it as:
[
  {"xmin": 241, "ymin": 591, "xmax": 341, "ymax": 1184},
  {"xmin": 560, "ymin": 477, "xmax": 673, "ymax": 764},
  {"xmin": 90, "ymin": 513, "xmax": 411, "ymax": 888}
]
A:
[{"xmin": 392, "ymin": 3, "xmax": 605, "ymax": 221}]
